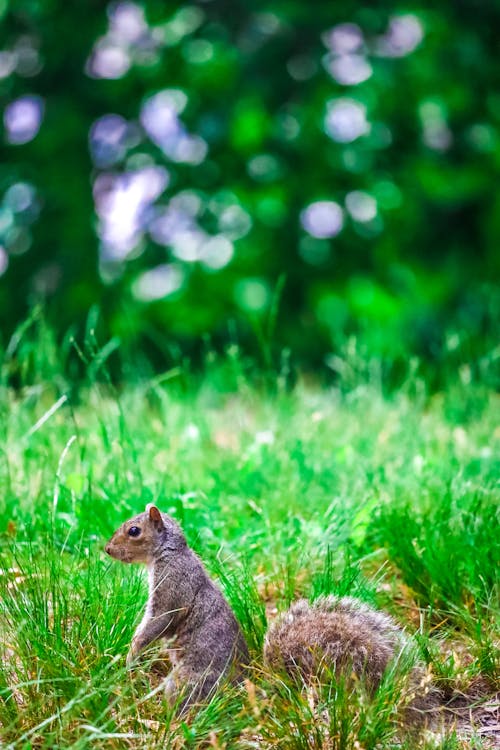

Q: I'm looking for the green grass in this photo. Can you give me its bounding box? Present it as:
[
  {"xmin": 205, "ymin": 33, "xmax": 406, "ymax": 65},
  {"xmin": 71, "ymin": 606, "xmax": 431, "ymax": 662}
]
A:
[{"xmin": 0, "ymin": 324, "xmax": 498, "ymax": 748}]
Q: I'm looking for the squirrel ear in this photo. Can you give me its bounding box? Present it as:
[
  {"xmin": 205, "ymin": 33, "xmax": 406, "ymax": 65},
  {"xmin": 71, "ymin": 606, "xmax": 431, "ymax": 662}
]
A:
[{"xmin": 146, "ymin": 504, "xmax": 164, "ymax": 528}]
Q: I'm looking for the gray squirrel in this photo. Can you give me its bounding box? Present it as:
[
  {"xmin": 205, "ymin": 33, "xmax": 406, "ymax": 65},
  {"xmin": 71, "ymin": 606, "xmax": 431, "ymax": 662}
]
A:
[
  {"xmin": 105, "ymin": 505, "xmax": 425, "ymax": 710},
  {"xmin": 105, "ymin": 504, "xmax": 249, "ymax": 709}
]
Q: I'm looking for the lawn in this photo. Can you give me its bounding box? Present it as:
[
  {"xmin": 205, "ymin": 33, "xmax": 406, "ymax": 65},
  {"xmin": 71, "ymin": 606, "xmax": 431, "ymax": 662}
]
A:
[{"xmin": 0, "ymin": 331, "xmax": 498, "ymax": 748}]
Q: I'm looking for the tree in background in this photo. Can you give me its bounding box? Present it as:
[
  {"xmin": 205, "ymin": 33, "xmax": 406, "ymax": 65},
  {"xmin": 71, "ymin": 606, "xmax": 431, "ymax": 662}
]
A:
[{"xmin": 1, "ymin": 0, "xmax": 499, "ymax": 370}]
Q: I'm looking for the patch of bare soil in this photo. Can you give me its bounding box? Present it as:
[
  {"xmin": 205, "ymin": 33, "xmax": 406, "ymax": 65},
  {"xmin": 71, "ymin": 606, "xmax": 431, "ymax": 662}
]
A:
[{"xmin": 441, "ymin": 680, "xmax": 500, "ymax": 749}]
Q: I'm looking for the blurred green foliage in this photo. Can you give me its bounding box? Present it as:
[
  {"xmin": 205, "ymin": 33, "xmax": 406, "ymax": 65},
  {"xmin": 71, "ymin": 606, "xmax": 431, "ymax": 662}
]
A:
[{"xmin": 1, "ymin": 0, "xmax": 499, "ymax": 372}]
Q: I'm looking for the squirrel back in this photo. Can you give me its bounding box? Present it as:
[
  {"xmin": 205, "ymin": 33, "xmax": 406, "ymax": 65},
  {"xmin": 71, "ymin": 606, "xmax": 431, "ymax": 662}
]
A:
[{"xmin": 105, "ymin": 504, "xmax": 249, "ymax": 709}]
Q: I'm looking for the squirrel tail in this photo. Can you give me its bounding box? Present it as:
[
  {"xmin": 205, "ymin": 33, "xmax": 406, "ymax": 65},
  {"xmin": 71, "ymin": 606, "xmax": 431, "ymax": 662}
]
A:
[{"xmin": 263, "ymin": 595, "xmax": 405, "ymax": 687}]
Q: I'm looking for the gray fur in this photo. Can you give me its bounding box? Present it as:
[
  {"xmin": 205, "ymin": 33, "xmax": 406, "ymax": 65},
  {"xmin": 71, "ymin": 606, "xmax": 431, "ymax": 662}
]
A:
[
  {"xmin": 264, "ymin": 595, "xmax": 408, "ymax": 689},
  {"xmin": 105, "ymin": 505, "xmax": 249, "ymax": 710},
  {"xmin": 106, "ymin": 510, "xmax": 436, "ymax": 719}
]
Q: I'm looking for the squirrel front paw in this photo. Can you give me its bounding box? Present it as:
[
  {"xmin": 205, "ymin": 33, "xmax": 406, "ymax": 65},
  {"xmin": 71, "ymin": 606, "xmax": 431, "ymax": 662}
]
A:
[
  {"xmin": 126, "ymin": 649, "xmax": 136, "ymax": 668},
  {"xmin": 163, "ymin": 673, "xmax": 178, "ymax": 701},
  {"xmin": 126, "ymin": 638, "xmax": 142, "ymax": 667}
]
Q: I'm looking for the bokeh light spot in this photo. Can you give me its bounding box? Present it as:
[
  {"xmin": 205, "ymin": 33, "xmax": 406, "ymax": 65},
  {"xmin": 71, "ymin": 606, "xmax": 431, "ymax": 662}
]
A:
[
  {"xmin": 278, "ymin": 113, "xmax": 300, "ymax": 140},
  {"xmin": 4, "ymin": 182, "xmax": 35, "ymax": 213},
  {"xmin": 171, "ymin": 229, "xmax": 205, "ymax": 262},
  {"xmin": 324, "ymin": 54, "xmax": 372, "ymax": 86},
  {"xmin": 14, "ymin": 36, "xmax": 42, "ymax": 77},
  {"xmin": 247, "ymin": 154, "xmax": 283, "ymax": 182},
  {"xmin": 183, "ymin": 38, "xmax": 214, "ymax": 64},
  {"xmin": 6, "ymin": 226, "xmax": 32, "ymax": 255},
  {"xmin": 254, "ymin": 12, "xmax": 281, "ymax": 35},
  {"xmin": 376, "ymin": 15, "xmax": 424, "ymax": 58},
  {"xmin": 0, "ymin": 207, "xmax": 13, "ymax": 234},
  {"xmin": 373, "ymin": 181, "xmax": 402, "ymax": 210},
  {"xmin": 0, "ymin": 51, "xmax": 17, "ymax": 79},
  {"xmin": 200, "ymin": 235, "xmax": 234, "ymax": 270},
  {"xmin": 0, "ymin": 245, "xmax": 9, "ymax": 275},
  {"xmin": 94, "ymin": 166, "xmax": 169, "ymax": 260},
  {"xmin": 132, "ymin": 263, "xmax": 184, "ymax": 301},
  {"xmin": 89, "ymin": 114, "xmax": 134, "ymax": 167},
  {"xmin": 467, "ymin": 124, "xmax": 496, "ymax": 153},
  {"xmin": 148, "ymin": 202, "xmax": 197, "ymax": 248},
  {"xmin": 86, "ymin": 1, "xmax": 159, "ymax": 79},
  {"xmin": 235, "ymin": 278, "xmax": 270, "ymax": 311},
  {"xmin": 171, "ymin": 190, "xmax": 203, "ymax": 216},
  {"xmin": 218, "ymin": 204, "xmax": 252, "ymax": 240},
  {"xmin": 324, "ymin": 98, "xmax": 370, "ymax": 143},
  {"xmin": 109, "ymin": 2, "xmax": 147, "ymax": 44},
  {"xmin": 4, "ymin": 95, "xmax": 44, "ymax": 144},
  {"xmin": 300, "ymin": 200, "xmax": 343, "ymax": 239},
  {"xmin": 420, "ymin": 101, "xmax": 452, "ymax": 151},
  {"xmin": 323, "ymin": 23, "xmax": 364, "ymax": 55},
  {"xmin": 161, "ymin": 6, "xmax": 205, "ymax": 45},
  {"xmin": 87, "ymin": 40, "xmax": 131, "ymax": 79},
  {"xmin": 140, "ymin": 89, "xmax": 207, "ymax": 164},
  {"xmin": 345, "ymin": 191, "xmax": 377, "ymax": 222}
]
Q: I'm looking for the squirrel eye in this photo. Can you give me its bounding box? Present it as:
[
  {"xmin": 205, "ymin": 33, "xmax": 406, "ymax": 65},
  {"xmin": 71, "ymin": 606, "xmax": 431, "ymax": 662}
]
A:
[{"xmin": 128, "ymin": 526, "xmax": 141, "ymax": 537}]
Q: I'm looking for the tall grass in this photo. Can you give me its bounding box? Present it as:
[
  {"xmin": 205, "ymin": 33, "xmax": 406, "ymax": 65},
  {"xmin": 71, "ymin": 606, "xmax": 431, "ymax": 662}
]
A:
[{"xmin": 0, "ymin": 318, "xmax": 498, "ymax": 748}]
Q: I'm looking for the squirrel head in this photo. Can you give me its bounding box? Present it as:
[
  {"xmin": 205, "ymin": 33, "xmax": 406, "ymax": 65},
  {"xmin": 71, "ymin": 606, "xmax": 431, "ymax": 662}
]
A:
[{"xmin": 105, "ymin": 504, "xmax": 187, "ymax": 564}]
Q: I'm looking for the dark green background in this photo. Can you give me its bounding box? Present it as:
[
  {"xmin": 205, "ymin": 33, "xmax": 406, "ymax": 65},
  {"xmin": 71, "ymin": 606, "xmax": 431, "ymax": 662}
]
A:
[{"xmin": 1, "ymin": 1, "xmax": 499, "ymax": 372}]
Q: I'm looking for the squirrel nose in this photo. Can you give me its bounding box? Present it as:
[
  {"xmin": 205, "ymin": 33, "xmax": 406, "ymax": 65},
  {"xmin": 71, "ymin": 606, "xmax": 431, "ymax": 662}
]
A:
[{"xmin": 105, "ymin": 544, "xmax": 111, "ymax": 555}]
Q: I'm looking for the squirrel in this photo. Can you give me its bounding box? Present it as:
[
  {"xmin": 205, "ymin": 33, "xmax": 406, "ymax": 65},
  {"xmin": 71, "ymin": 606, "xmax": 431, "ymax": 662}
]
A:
[
  {"xmin": 106, "ymin": 506, "xmax": 430, "ymax": 713},
  {"xmin": 105, "ymin": 504, "xmax": 249, "ymax": 710}
]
